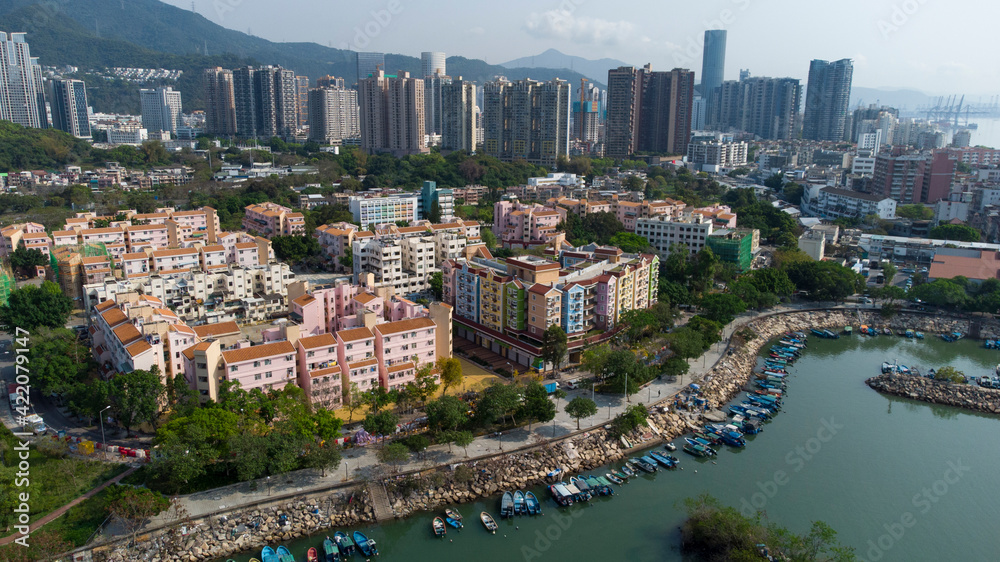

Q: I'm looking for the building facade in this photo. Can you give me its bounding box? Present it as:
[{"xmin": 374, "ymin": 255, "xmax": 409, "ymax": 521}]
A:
[
  {"xmin": 482, "ymin": 78, "xmax": 571, "ymax": 167},
  {"xmin": 359, "ymin": 70, "xmax": 427, "ymax": 156},
  {"xmin": 49, "ymin": 79, "xmax": 91, "ymax": 139},
  {"xmin": 802, "ymin": 58, "xmax": 854, "ymax": 142},
  {"xmin": 140, "ymin": 87, "xmax": 183, "ymax": 135},
  {"xmin": 203, "ymin": 67, "xmax": 237, "ymax": 136}
]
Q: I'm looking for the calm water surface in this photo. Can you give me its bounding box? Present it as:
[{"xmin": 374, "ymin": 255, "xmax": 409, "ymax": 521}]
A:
[{"xmin": 223, "ymin": 336, "xmax": 1000, "ymax": 561}]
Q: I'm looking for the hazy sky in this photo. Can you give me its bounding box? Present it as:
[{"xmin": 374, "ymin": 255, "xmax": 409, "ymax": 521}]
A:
[{"xmin": 173, "ymin": 0, "xmax": 998, "ymax": 96}]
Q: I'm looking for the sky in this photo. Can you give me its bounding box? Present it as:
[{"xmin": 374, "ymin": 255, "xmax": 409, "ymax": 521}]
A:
[{"xmin": 172, "ymin": 0, "xmax": 999, "ymax": 97}]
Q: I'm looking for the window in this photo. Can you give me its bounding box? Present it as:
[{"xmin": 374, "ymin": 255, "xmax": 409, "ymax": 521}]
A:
[
  {"xmin": 254, "ymin": 373, "xmax": 261, "ymax": 380},
  {"xmin": 265, "ymin": 371, "xmax": 273, "ymax": 378},
  {"xmin": 230, "ymin": 365, "xmax": 238, "ymax": 372}
]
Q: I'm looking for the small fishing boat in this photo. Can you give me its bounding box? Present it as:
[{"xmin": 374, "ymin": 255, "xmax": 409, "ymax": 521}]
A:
[
  {"xmin": 481, "ymin": 512, "xmax": 499, "ymax": 533},
  {"xmin": 352, "ymin": 531, "xmax": 377, "ymax": 557},
  {"xmin": 684, "ymin": 438, "xmax": 717, "ymax": 456},
  {"xmin": 333, "ymin": 532, "xmax": 355, "ymax": 556},
  {"xmin": 307, "ymin": 547, "xmax": 318, "ymax": 562},
  {"xmin": 433, "ymin": 517, "xmax": 447, "ymax": 537},
  {"xmin": 630, "ymin": 457, "xmax": 657, "ymax": 472},
  {"xmin": 843, "ymin": 326, "xmax": 853, "ymax": 335},
  {"xmin": 883, "ymin": 327, "xmax": 892, "ymax": 336},
  {"xmin": 513, "ymin": 490, "xmax": 525, "ymax": 515},
  {"xmin": 664, "ymin": 442, "xmax": 677, "ymax": 452},
  {"xmin": 915, "ymin": 332, "xmax": 925, "ymax": 339},
  {"xmin": 683, "ymin": 443, "xmax": 711, "ymax": 457},
  {"xmin": 648, "ymin": 451, "xmax": 678, "ymax": 468},
  {"xmin": 322, "ymin": 537, "xmax": 340, "ymax": 562},
  {"xmin": 333, "ymin": 532, "xmax": 354, "ymax": 556},
  {"xmin": 445, "ymin": 508, "xmax": 464, "ymax": 526},
  {"xmin": 525, "ymin": 491, "xmax": 541, "ymax": 515},
  {"xmin": 276, "ymin": 546, "xmax": 294, "ymax": 562},
  {"xmin": 500, "ymin": 491, "xmax": 514, "ymax": 518},
  {"xmin": 611, "ymin": 468, "xmax": 629, "ymax": 480},
  {"xmin": 570, "ymin": 476, "xmax": 593, "ymax": 498},
  {"xmin": 550, "ymin": 483, "xmax": 573, "ymax": 506},
  {"xmin": 606, "ymin": 472, "xmax": 624, "ymax": 484},
  {"xmin": 621, "ymin": 462, "xmax": 637, "ymax": 477},
  {"xmin": 262, "ymin": 547, "xmax": 279, "ymax": 562}
]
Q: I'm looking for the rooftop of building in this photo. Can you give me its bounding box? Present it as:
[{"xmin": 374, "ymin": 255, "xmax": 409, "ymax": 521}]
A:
[{"xmin": 221, "ymin": 340, "xmax": 295, "ymax": 364}]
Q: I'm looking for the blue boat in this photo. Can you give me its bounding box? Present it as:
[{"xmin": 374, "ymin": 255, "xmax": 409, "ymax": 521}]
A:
[
  {"xmin": 262, "ymin": 547, "xmax": 279, "ymax": 562},
  {"xmin": 915, "ymin": 332, "xmax": 925, "ymax": 339},
  {"xmin": 648, "ymin": 451, "xmax": 679, "ymax": 468},
  {"xmin": 500, "ymin": 491, "xmax": 514, "ymax": 518},
  {"xmin": 513, "ymin": 490, "xmax": 525, "ymax": 515},
  {"xmin": 630, "ymin": 457, "xmax": 657, "ymax": 472},
  {"xmin": 333, "ymin": 532, "xmax": 354, "ymax": 556},
  {"xmin": 742, "ymin": 417, "xmax": 763, "ymax": 434},
  {"xmin": 276, "ymin": 546, "xmax": 295, "ymax": 562},
  {"xmin": 684, "ymin": 438, "xmax": 717, "ymax": 456},
  {"xmin": 525, "ymin": 491, "xmax": 541, "ymax": 515},
  {"xmin": 811, "ymin": 328, "xmax": 826, "ymax": 337},
  {"xmin": 353, "ymin": 531, "xmax": 378, "ymax": 557},
  {"xmin": 323, "ymin": 537, "xmax": 341, "ymax": 562}
]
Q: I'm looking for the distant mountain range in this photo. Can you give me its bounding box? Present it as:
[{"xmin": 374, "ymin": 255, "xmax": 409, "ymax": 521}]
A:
[
  {"xmin": 500, "ymin": 48, "xmax": 627, "ymax": 84},
  {"xmin": 0, "ymin": 0, "xmax": 597, "ymax": 113}
]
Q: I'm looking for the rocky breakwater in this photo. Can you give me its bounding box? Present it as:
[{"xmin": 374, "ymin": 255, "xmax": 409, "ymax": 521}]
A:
[
  {"xmin": 386, "ymin": 412, "xmax": 693, "ymax": 517},
  {"xmin": 698, "ymin": 310, "xmax": 858, "ymax": 409},
  {"xmin": 866, "ymin": 373, "xmax": 1000, "ymax": 415},
  {"xmin": 91, "ymin": 490, "xmax": 373, "ymax": 562}
]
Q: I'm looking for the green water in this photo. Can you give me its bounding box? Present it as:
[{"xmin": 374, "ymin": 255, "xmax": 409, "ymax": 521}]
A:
[{"xmin": 225, "ymin": 336, "xmax": 1000, "ymax": 561}]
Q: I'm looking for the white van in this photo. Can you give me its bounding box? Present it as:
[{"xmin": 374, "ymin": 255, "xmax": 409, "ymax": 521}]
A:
[{"xmin": 564, "ymin": 378, "xmax": 580, "ymax": 390}]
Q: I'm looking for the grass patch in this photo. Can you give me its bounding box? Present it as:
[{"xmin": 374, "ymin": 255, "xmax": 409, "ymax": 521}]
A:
[
  {"xmin": 43, "ymin": 490, "xmax": 113, "ymax": 547},
  {"xmin": 1, "ymin": 426, "xmax": 127, "ymax": 523}
]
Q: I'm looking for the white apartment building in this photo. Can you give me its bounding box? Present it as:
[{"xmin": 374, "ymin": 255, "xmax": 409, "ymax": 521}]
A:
[
  {"xmin": 349, "ymin": 194, "xmax": 419, "ymax": 229},
  {"xmin": 634, "ymin": 213, "xmax": 715, "ymax": 257},
  {"xmin": 687, "ymin": 139, "xmax": 749, "ymax": 172},
  {"xmin": 801, "ymin": 186, "xmax": 897, "ymax": 220},
  {"xmin": 140, "ymin": 87, "xmax": 183, "ymax": 135}
]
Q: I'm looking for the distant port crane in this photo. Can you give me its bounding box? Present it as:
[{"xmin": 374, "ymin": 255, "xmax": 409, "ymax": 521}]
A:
[{"xmin": 916, "ymin": 95, "xmax": 1000, "ymax": 125}]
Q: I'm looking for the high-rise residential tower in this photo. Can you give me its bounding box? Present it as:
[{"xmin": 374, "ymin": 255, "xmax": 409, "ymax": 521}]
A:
[
  {"xmin": 0, "ymin": 32, "xmax": 46, "ymax": 128},
  {"xmin": 203, "ymin": 67, "xmax": 237, "ymax": 136},
  {"xmin": 308, "ymin": 84, "xmax": 359, "ymax": 143},
  {"xmin": 140, "ymin": 86, "xmax": 182, "ymax": 135},
  {"xmin": 701, "ymin": 30, "xmax": 727, "ymax": 119},
  {"xmin": 295, "ymin": 75, "xmax": 310, "ymax": 130},
  {"xmin": 441, "ymin": 78, "xmax": 477, "ymax": 152},
  {"xmin": 230, "ymin": 66, "xmax": 298, "ymax": 140},
  {"xmin": 424, "ymin": 74, "xmax": 451, "ymax": 136},
  {"xmin": 421, "ymin": 52, "xmax": 446, "ymax": 79},
  {"xmin": 639, "ymin": 68, "xmax": 695, "ymax": 155},
  {"xmin": 49, "ymin": 79, "xmax": 90, "ymax": 138},
  {"xmin": 358, "ymin": 70, "xmax": 427, "ymax": 156},
  {"xmin": 605, "ymin": 65, "xmax": 649, "ymax": 158},
  {"xmin": 802, "ymin": 58, "xmax": 854, "ymax": 142},
  {"xmin": 356, "ymin": 52, "xmax": 385, "ymax": 83},
  {"xmin": 482, "ymin": 78, "xmax": 570, "ymax": 167}
]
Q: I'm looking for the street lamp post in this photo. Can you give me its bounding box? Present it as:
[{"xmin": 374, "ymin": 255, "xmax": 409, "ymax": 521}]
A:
[
  {"xmin": 99, "ymin": 405, "xmax": 111, "ymax": 461},
  {"xmin": 267, "ymin": 476, "xmax": 271, "ymax": 496},
  {"xmin": 498, "ymin": 432, "xmax": 503, "ymax": 451}
]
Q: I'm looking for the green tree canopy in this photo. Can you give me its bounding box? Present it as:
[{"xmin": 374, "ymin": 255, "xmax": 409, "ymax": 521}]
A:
[
  {"xmin": 109, "ymin": 367, "xmax": 166, "ymax": 436},
  {"xmin": 518, "ymin": 380, "xmax": 557, "ymax": 430},
  {"xmin": 540, "ymin": 324, "xmax": 568, "ymax": 373},
  {"xmin": 425, "ymin": 394, "xmax": 468, "ymax": 432},
  {"xmin": 928, "ymin": 224, "xmax": 980, "ymax": 242},
  {"xmin": 698, "ymin": 293, "xmax": 747, "ymax": 324},
  {"xmin": 0, "ymin": 281, "xmax": 73, "ymax": 333},
  {"xmin": 609, "ymin": 232, "xmax": 652, "ymax": 254},
  {"xmin": 564, "ymin": 396, "xmax": 598, "ymax": 429}
]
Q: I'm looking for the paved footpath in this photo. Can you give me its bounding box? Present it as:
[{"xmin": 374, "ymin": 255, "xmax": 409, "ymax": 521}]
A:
[
  {"xmin": 133, "ymin": 304, "xmax": 860, "ymax": 532},
  {"xmin": 0, "ymin": 466, "xmax": 138, "ymax": 546}
]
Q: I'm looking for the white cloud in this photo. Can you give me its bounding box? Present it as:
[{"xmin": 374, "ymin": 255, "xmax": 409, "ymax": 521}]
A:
[{"xmin": 524, "ymin": 9, "xmax": 637, "ymax": 45}]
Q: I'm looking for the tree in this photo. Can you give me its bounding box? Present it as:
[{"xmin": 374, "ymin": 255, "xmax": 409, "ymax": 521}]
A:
[
  {"xmin": 661, "ymin": 357, "xmax": 690, "ymax": 379},
  {"xmin": 687, "ymin": 316, "xmax": 723, "ymax": 349},
  {"xmin": 473, "ymin": 381, "xmax": 522, "ymax": 426},
  {"xmin": 302, "ymin": 442, "xmax": 342, "ymax": 477},
  {"xmin": 609, "ymin": 232, "xmax": 651, "ymax": 254},
  {"xmin": 313, "ymin": 409, "xmax": 344, "ymax": 441},
  {"xmin": 764, "ymin": 172, "xmax": 784, "ymax": 189},
  {"xmin": 109, "ymin": 367, "xmax": 166, "ymax": 436},
  {"xmin": 784, "ymin": 261, "xmax": 864, "ymax": 302},
  {"xmin": 106, "ymin": 484, "xmax": 171, "ymax": 543},
  {"xmin": 427, "ymin": 200, "xmax": 442, "ymax": 224},
  {"xmin": 908, "ymin": 278, "xmax": 968, "ymax": 309},
  {"xmin": 782, "ymin": 182, "xmax": 804, "ymax": 205},
  {"xmin": 934, "ymin": 366, "xmax": 966, "ymax": 383},
  {"xmin": 0, "ymin": 281, "xmax": 73, "ymax": 332},
  {"xmin": 9, "ymin": 247, "xmax": 47, "ymax": 277},
  {"xmin": 271, "ymin": 234, "xmax": 321, "ymax": 263},
  {"xmin": 170, "ymin": 374, "xmax": 200, "ymax": 418},
  {"xmin": 452, "ymin": 430, "xmax": 474, "ymax": 457},
  {"xmin": 28, "ymin": 327, "xmax": 94, "ymax": 397},
  {"xmin": 928, "ymin": 224, "xmax": 981, "ymax": 242},
  {"xmin": 425, "ymin": 395, "xmax": 467, "ymax": 432},
  {"xmin": 360, "ymin": 386, "xmax": 395, "ymax": 414},
  {"xmin": 480, "ymin": 228, "xmax": 498, "ymax": 249},
  {"xmin": 667, "ymin": 327, "xmax": 705, "ymax": 360},
  {"xmin": 437, "ymin": 356, "xmax": 464, "ymax": 394},
  {"xmin": 429, "ymin": 271, "xmax": 444, "ymax": 300},
  {"xmin": 228, "ymin": 433, "xmax": 269, "ymax": 481},
  {"xmin": 363, "ymin": 410, "xmax": 399, "ymax": 443},
  {"xmin": 882, "ymin": 262, "xmax": 897, "ymax": 286},
  {"xmin": 897, "ymin": 204, "xmax": 934, "ymax": 220},
  {"xmin": 377, "ymin": 442, "xmax": 410, "ymax": 473},
  {"xmin": 519, "ymin": 380, "xmax": 556, "ymax": 431},
  {"xmin": 565, "ymin": 396, "xmax": 598, "ymax": 429},
  {"xmin": 339, "ymin": 248, "xmax": 353, "ymax": 270},
  {"xmin": 540, "ymin": 324, "xmax": 568, "ymax": 374},
  {"xmin": 698, "ymin": 293, "xmax": 747, "ymax": 324}
]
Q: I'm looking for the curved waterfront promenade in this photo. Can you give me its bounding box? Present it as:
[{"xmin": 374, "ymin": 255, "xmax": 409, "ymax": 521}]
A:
[{"xmin": 60, "ymin": 303, "xmax": 991, "ymax": 560}]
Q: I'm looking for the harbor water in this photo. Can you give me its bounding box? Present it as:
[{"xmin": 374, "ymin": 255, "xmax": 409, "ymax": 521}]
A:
[{"xmin": 222, "ymin": 335, "xmax": 1000, "ymax": 561}]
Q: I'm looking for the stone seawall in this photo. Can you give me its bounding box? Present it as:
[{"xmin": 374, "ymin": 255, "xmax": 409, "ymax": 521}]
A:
[
  {"xmin": 866, "ymin": 373, "xmax": 1000, "ymax": 415},
  {"xmin": 82, "ymin": 309, "xmax": 997, "ymax": 561}
]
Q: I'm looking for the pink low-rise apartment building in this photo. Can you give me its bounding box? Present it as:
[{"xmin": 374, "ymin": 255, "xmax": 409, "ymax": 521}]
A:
[
  {"xmin": 296, "ymin": 333, "xmax": 342, "ymax": 409},
  {"xmin": 151, "ymin": 248, "xmax": 200, "ymax": 273},
  {"xmin": 221, "ymin": 340, "xmax": 297, "ymax": 393},
  {"xmin": 81, "ymin": 227, "xmax": 126, "ymax": 247},
  {"xmin": 82, "ymin": 256, "xmax": 113, "ymax": 284},
  {"xmin": 692, "ymin": 205, "xmax": 737, "ymax": 228},
  {"xmin": 493, "ymin": 198, "xmax": 562, "ymax": 247},
  {"xmin": 336, "ymin": 327, "xmax": 379, "ymax": 394},
  {"xmin": 21, "ymin": 232, "xmax": 52, "ymax": 257},
  {"xmin": 232, "ymin": 242, "xmax": 260, "ymax": 267},
  {"xmin": 373, "ymin": 318, "xmax": 437, "ymax": 391},
  {"xmin": 125, "ymin": 224, "xmax": 170, "ymax": 251},
  {"xmin": 119, "ymin": 252, "xmax": 150, "ymax": 278},
  {"xmin": 242, "ymin": 202, "xmax": 304, "ymax": 236},
  {"xmin": 200, "ymin": 244, "xmax": 228, "ymax": 270},
  {"xmin": 316, "ymin": 222, "xmax": 358, "ymax": 264}
]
